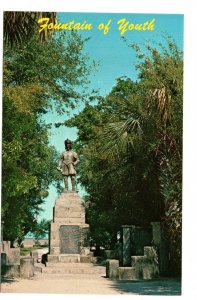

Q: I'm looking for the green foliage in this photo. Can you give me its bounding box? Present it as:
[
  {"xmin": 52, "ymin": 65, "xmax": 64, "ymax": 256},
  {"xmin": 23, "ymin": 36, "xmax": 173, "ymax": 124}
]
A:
[
  {"xmin": 3, "ymin": 12, "xmax": 57, "ymax": 47},
  {"xmin": 135, "ymin": 40, "xmax": 183, "ymax": 275},
  {"xmin": 4, "ymin": 31, "xmax": 91, "ymax": 114},
  {"xmin": 33, "ymin": 219, "xmax": 51, "ymax": 241},
  {"xmin": 64, "ymin": 83, "xmax": 164, "ymax": 249},
  {"xmin": 2, "ymin": 23, "xmax": 92, "ymax": 244},
  {"xmin": 20, "ymin": 247, "xmax": 35, "ymax": 256},
  {"xmin": 2, "ymin": 98, "xmax": 60, "ymax": 244},
  {"xmin": 64, "ymin": 38, "xmax": 182, "ymax": 275}
]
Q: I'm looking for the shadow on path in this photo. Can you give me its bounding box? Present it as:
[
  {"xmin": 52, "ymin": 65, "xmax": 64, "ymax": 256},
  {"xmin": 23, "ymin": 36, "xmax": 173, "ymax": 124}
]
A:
[
  {"xmin": 0, "ymin": 276, "xmax": 18, "ymax": 293},
  {"xmin": 108, "ymin": 278, "xmax": 181, "ymax": 295},
  {"xmin": 1, "ymin": 277, "xmax": 17, "ymax": 284}
]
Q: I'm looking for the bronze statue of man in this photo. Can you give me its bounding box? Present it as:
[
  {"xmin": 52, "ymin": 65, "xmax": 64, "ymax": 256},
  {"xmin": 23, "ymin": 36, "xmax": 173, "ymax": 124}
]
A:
[{"xmin": 57, "ymin": 139, "xmax": 80, "ymax": 192}]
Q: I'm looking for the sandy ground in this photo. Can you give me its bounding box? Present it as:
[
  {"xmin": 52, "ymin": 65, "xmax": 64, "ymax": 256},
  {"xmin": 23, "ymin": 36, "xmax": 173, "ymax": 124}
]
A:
[{"xmin": 1, "ymin": 271, "xmax": 181, "ymax": 295}]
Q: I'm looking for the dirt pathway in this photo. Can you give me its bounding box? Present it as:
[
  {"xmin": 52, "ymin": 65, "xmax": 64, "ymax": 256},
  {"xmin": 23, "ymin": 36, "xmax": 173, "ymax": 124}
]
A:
[{"xmin": 1, "ymin": 271, "xmax": 181, "ymax": 295}]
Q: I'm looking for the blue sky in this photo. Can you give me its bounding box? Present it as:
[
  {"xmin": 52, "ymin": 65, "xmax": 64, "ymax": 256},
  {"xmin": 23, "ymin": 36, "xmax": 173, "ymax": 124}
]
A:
[{"xmin": 40, "ymin": 12, "xmax": 184, "ymax": 221}]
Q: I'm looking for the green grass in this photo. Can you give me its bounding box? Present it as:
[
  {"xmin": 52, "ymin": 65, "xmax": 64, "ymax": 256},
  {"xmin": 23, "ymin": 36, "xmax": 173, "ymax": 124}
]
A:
[{"xmin": 20, "ymin": 246, "xmax": 41, "ymax": 256}]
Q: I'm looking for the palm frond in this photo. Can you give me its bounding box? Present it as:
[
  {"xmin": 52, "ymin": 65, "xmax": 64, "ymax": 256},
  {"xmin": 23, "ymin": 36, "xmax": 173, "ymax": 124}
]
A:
[
  {"xmin": 4, "ymin": 11, "xmax": 57, "ymax": 47},
  {"xmin": 147, "ymin": 85, "xmax": 172, "ymax": 122},
  {"xmin": 100, "ymin": 114, "xmax": 142, "ymax": 160}
]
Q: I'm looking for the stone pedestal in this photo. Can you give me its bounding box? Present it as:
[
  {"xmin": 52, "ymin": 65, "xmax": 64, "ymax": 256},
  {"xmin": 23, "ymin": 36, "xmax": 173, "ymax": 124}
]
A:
[
  {"xmin": 20, "ymin": 258, "xmax": 34, "ymax": 278},
  {"xmin": 1, "ymin": 241, "xmax": 21, "ymax": 277},
  {"xmin": 48, "ymin": 192, "xmax": 89, "ymax": 262},
  {"xmin": 151, "ymin": 222, "xmax": 169, "ymax": 276},
  {"xmin": 151, "ymin": 222, "xmax": 162, "ymax": 247},
  {"xmin": 106, "ymin": 259, "xmax": 119, "ymax": 279},
  {"xmin": 121, "ymin": 225, "xmax": 152, "ymax": 266},
  {"xmin": 122, "ymin": 225, "xmax": 133, "ymax": 266}
]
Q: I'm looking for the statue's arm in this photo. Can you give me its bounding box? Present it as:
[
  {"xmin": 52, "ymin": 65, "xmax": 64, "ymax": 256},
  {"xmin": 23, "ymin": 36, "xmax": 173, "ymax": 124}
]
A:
[{"xmin": 73, "ymin": 152, "xmax": 80, "ymax": 166}]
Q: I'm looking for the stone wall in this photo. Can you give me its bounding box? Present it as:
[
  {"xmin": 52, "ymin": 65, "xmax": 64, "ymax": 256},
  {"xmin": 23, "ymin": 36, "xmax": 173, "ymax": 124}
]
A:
[
  {"xmin": 151, "ymin": 222, "xmax": 169, "ymax": 275},
  {"xmin": 1, "ymin": 241, "xmax": 35, "ymax": 278},
  {"xmin": 107, "ymin": 222, "xmax": 169, "ymax": 280},
  {"xmin": 1, "ymin": 241, "xmax": 21, "ymax": 277},
  {"xmin": 121, "ymin": 225, "xmax": 152, "ymax": 266},
  {"xmin": 106, "ymin": 246, "xmax": 159, "ymax": 280}
]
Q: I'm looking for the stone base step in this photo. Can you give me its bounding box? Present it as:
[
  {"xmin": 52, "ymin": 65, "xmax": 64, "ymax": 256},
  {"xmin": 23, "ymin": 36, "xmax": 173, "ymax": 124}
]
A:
[
  {"xmin": 80, "ymin": 256, "xmax": 92, "ymax": 263},
  {"xmin": 45, "ymin": 262, "xmax": 94, "ymax": 268},
  {"xmin": 47, "ymin": 254, "xmax": 95, "ymax": 264},
  {"xmin": 42, "ymin": 265, "xmax": 105, "ymax": 275},
  {"xmin": 47, "ymin": 254, "xmax": 80, "ymax": 263},
  {"xmin": 118, "ymin": 267, "xmax": 141, "ymax": 280},
  {"xmin": 130, "ymin": 247, "xmax": 159, "ymax": 280}
]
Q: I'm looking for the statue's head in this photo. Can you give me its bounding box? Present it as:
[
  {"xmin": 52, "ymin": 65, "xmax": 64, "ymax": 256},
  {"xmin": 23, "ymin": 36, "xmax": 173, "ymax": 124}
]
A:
[{"xmin": 64, "ymin": 138, "xmax": 72, "ymax": 150}]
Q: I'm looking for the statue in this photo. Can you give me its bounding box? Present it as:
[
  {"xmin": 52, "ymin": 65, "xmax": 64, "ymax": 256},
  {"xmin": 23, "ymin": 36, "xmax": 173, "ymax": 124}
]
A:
[{"xmin": 57, "ymin": 139, "xmax": 80, "ymax": 192}]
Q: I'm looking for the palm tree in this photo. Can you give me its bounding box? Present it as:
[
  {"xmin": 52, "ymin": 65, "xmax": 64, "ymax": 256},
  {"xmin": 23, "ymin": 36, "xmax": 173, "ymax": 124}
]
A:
[
  {"xmin": 100, "ymin": 41, "xmax": 183, "ymax": 275},
  {"xmin": 3, "ymin": 11, "xmax": 57, "ymax": 47}
]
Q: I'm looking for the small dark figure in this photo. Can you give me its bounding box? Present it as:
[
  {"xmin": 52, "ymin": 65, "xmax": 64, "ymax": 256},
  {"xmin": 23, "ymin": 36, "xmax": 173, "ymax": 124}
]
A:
[{"xmin": 57, "ymin": 139, "xmax": 79, "ymax": 192}]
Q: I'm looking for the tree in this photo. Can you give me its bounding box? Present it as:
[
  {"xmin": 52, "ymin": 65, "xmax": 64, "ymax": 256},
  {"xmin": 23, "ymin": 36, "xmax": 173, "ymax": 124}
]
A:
[
  {"xmin": 2, "ymin": 97, "xmax": 60, "ymax": 245},
  {"xmin": 101, "ymin": 39, "xmax": 183, "ymax": 274},
  {"xmin": 63, "ymin": 38, "xmax": 183, "ymax": 275},
  {"xmin": 2, "ymin": 14, "xmax": 93, "ymax": 244},
  {"xmin": 63, "ymin": 85, "xmax": 164, "ymax": 249},
  {"xmin": 3, "ymin": 11, "xmax": 57, "ymax": 47},
  {"xmin": 4, "ymin": 30, "xmax": 92, "ymax": 114},
  {"xmin": 33, "ymin": 219, "xmax": 51, "ymax": 243}
]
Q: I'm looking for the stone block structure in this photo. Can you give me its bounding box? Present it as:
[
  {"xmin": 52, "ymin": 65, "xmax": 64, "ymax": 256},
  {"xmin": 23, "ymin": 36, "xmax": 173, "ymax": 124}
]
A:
[
  {"xmin": 41, "ymin": 193, "xmax": 106, "ymax": 275},
  {"xmin": 7, "ymin": 248, "xmax": 20, "ymax": 265},
  {"xmin": 48, "ymin": 192, "xmax": 90, "ymax": 262},
  {"xmin": 1, "ymin": 241, "xmax": 21, "ymax": 277},
  {"xmin": 106, "ymin": 246, "xmax": 159, "ymax": 280},
  {"xmin": 106, "ymin": 259, "xmax": 119, "ymax": 279},
  {"xmin": 121, "ymin": 225, "xmax": 152, "ymax": 266},
  {"xmin": 106, "ymin": 223, "xmax": 163, "ymax": 280},
  {"xmin": 122, "ymin": 225, "xmax": 133, "ymax": 266},
  {"xmin": 131, "ymin": 246, "xmax": 159, "ymax": 280},
  {"xmin": 151, "ymin": 222, "xmax": 169, "ymax": 275},
  {"xmin": 118, "ymin": 267, "xmax": 140, "ymax": 280},
  {"xmin": 20, "ymin": 258, "xmax": 34, "ymax": 278}
]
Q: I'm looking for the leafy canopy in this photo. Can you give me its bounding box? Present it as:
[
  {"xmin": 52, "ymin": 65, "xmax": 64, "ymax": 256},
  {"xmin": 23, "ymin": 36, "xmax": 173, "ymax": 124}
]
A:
[
  {"xmin": 64, "ymin": 38, "xmax": 183, "ymax": 275},
  {"xmin": 2, "ymin": 23, "xmax": 93, "ymax": 244}
]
